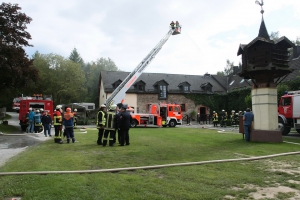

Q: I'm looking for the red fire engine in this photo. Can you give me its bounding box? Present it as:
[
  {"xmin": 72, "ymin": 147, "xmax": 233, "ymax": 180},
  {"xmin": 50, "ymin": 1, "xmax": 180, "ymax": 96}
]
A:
[
  {"xmin": 278, "ymin": 90, "xmax": 300, "ymax": 135},
  {"xmin": 18, "ymin": 94, "xmax": 54, "ymax": 131},
  {"xmin": 130, "ymin": 103, "xmax": 183, "ymax": 127}
]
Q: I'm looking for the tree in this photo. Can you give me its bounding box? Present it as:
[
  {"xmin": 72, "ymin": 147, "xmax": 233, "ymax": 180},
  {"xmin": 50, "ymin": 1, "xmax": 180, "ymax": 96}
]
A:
[
  {"xmin": 216, "ymin": 71, "xmax": 225, "ymax": 76},
  {"xmin": 69, "ymin": 47, "xmax": 84, "ymax": 64},
  {"xmin": 0, "ymin": 3, "xmax": 38, "ymax": 94},
  {"xmin": 84, "ymin": 57, "xmax": 119, "ymax": 104},
  {"xmin": 31, "ymin": 53, "xmax": 87, "ymax": 105},
  {"xmin": 224, "ymin": 60, "xmax": 234, "ymax": 76},
  {"xmin": 269, "ymin": 31, "xmax": 280, "ymax": 41}
]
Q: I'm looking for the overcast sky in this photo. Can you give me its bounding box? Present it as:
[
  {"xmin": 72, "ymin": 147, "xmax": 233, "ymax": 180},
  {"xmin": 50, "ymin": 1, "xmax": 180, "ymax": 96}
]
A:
[{"xmin": 13, "ymin": 0, "xmax": 300, "ymax": 75}]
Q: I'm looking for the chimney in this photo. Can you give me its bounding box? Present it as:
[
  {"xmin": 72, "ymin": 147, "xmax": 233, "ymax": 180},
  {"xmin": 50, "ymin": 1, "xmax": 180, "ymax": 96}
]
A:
[
  {"xmin": 293, "ymin": 46, "xmax": 300, "ymax": 59},
  {"xmin": 233, "ymin": 66, "xmax": 239, "ymax": 75}
]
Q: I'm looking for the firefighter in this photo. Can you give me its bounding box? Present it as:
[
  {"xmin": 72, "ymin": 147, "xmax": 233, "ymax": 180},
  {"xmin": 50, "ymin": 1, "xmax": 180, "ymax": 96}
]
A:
[
  {"xmin": 27, "ymin": 107, "xmax": 35, "ymax": 133},
  {"xmin": 212, "ymin": 111, "xmax": 218, "ymax": 127},
  {"xmin": 103, "ymin": 104, "xmax": 117, "ymax": 147},
  {"xmin": 53, "ymin": 105, "xmax": 63, "ymax": 144},
  {"xmin": 118, "ymin": 104, "xmax": 132, "ymax": 146},
  {"xmin": 40, "ymin": 108, "xmax": 45, "ymax": 116},
  {"xmin": 63, "ymin": 107, "xmax": 75, "ymax": 143},
  {"xmin": 170, "ymin": 21, "xmax": 175, "ymax": 29},
  {"xmin": 230, "ymin": 110, "xmax": 236, "ymax": 126},
  {"xmin": 96, "ymin": 104, "xmax": 106, "ymax": 145},
  {"xmin": 220, "ymin": 110, "xmax": 227, "ymax": 127},
  {"xmin": 115, "ymin": 103, "xmax": 123, "ymax": 144},
  {"xmin": 34, "ymin": 110, "xmax": 42, "ymax": 133}
]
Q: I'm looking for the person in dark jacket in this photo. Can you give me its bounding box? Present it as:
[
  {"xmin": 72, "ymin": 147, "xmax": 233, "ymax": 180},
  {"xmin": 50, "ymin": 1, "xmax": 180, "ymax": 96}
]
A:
[
  {"xmin": 41, "ymin": 111, "xmax": 52, "ymax": 137},
  {"xmin": 118, "ymin": 104, "xmax": 132, "ymax": 146}
]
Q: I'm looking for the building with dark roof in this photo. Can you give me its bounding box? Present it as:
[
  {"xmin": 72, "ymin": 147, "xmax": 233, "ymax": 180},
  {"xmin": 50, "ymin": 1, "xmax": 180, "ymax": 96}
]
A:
[{"xmin": 98, "ymin": 70, "xmax": 250, "ymax": 115}]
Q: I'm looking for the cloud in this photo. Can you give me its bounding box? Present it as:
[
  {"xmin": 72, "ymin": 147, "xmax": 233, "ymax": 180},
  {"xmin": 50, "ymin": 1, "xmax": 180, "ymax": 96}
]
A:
[{"xmin": 14, "ymin": 0, "xmax": 300, "ymax": 76}]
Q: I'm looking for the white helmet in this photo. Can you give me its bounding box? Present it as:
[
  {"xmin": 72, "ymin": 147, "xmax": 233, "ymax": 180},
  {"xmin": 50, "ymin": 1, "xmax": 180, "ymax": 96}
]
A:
[
  {"xmin": 40, "ymin": 108, "xmax": 44, "ymax": 111},
  {"xmin": 56, "ymin": 105, "xmax": 62, "ymax": 109},
  {"xmin": 74, "ymin": 109, "xmax": 77, "ymax": 112},
  {"xmin": 29, "ymin": 107, "xmax": 32, "ymax": 111},
  {"xmin": 100, "ymin": 104, "xmax": 106, "ymax": 108},
  {"xmin": 110, "ymin": 104, "xmax": 117, "ymax": 111},
  {"xmin": 36, "ymin": 110, "xmax": 40, "ymax": 113}
]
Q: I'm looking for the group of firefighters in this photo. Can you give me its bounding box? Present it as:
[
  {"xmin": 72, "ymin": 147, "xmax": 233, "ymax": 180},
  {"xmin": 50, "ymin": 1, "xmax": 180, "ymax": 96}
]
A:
[
  {"xmin": 26, "ymin": 106, "xmax": 78, "ymax": 144},
  {"xmin": 96, "ymin": 103, "xmax": 132, "ymax": 147},
  {"xmin": 212, "ymin": 110, "xmax": 243, "ymax": 127}
]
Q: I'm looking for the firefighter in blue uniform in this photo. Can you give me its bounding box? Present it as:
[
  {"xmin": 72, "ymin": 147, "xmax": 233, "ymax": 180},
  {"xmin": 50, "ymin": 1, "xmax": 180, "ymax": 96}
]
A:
[
  {"xmin": 103, "ymin": 104, "xmax": 117, "ymax": 146},
  {"xmin": 34, "ymin": 110, "xmax": 42, "ymax": 133},
  {"xmin": 96, "ymin": 104, "xmax": 106, "ymax": 145}
]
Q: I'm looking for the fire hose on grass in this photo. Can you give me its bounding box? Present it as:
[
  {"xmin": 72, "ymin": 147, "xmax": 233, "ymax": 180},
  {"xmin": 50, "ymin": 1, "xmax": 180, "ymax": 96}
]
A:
[{"xmin": 0, "ymin": 151, "xmax": 300, "ymax": 176}]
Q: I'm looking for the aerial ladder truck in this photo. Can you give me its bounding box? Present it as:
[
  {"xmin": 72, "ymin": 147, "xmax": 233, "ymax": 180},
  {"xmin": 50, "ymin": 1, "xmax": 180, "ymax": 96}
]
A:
[
  {"xmin": 104, "ymin": 22, "xmax": 182, "ymax": 127},
  {"xmin": 105, "ymin": 22, "xmax": 181, "ymax": 107}
]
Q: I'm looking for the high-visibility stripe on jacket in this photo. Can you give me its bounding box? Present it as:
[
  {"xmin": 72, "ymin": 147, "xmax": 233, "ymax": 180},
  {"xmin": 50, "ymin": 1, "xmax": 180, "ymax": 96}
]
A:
[
  {"xmin": 53, "ymin": 111, "xmax": 62, "ymax": 126},
  {"xmin": 104, "ymin": 111, "xmax": 116, "ymax": 130},
  {"xmin": 213, "ymin": 114, "xmax": 218, "ymax": 122},
  {"xmin": 97, "ymin": 110, "xmax": 106, "ymax": 128}
]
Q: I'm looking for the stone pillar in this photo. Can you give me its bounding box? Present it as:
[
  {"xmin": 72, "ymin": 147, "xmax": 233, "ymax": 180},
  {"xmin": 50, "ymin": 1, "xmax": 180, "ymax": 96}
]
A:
[{"xmin": 251, "ymin": 87, "xmax": 282, "ymax": 142}]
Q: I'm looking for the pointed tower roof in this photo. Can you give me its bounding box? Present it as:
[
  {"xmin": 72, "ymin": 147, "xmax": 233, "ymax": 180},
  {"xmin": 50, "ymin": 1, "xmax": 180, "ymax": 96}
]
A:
[{"xmin": 258, "ymin": 18, "xmax": 270, "ymax": 40}]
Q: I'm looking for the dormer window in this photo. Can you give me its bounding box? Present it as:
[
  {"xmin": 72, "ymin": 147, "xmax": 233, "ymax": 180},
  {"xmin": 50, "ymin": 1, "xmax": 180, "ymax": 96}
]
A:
[
  {"xmin": 134, "ymin": 80, "xmax": 146, "ymax": 92},
  {"xmin": 178, "ymin": 81, "xmax": 191, "ymax": 92},
  {"xmin": 183, "ymin": 86, "xmax": 189, "ymax": 91},
  {"xmin": 159, "ymin": 85, "xmax": 167, "ymax": 99},
  {"xmin": 154, "ymin": 80, "xmax": 169, "ymax": 100},
  {"xmin": 112, "ymin": 79, "xmax": 122, "ymax": 89},
  {"xmin": 200, "ymin": 82, "xmax": 213, "ymax": 93}
]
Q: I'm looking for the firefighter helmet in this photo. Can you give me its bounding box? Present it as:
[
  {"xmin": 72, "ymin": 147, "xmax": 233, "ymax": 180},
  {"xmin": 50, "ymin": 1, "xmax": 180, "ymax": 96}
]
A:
[
  {"xmin": 110, "ymin": 104, "xmax": 117, "ymax": 111},
  {"xmin": 36, "ymin": 110, "xmax": 40, "ymax": 113},
  {"xmin": 40, "ymin": 108, "xmax": 44, "ymax": 111},
  {"xmin": 74, "ymin": 109, "xmax": 77, "ymax": 112},
  {"xmin": 100, "ymin": 104, "xmax": 106, "ymax": 108},
  {"xmin": 56, "ymin": 105, "xmax": 62, "ymax": 109},
  {"xmin": 66, "ymin": 108, "xmax": 71, "ymax": 112},
  {"xmin": 29, "ymin": 107, "xmax": 32, "ymax": 111}
]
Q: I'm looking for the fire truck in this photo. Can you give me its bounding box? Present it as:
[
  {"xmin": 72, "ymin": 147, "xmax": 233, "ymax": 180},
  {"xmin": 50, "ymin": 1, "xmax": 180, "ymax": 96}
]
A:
[
  {"xmin": 278, "ymin": 90, "xmax": 300, "ymax": 135},
  {"xmin": 104, "ymin": 22, "xmax": 182, "ymax": 127},
  {"xmin": 131, "ymin": 103, "xmax": 183, "ymax": 128},
  {"xmin": 18, "ymin": 94, "xmax": 54, "ymax": 131}
]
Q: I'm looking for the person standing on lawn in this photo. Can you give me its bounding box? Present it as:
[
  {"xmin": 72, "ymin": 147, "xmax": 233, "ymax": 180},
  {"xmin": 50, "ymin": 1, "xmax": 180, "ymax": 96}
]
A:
[
  {"xmin": 63, "ymin": 107, "xmax": 75, "ymax": 143},
  {"xmin": 118, "ymin": 104, "xmax": 132, "ymax": 146},
  {"xmin": 96, "ymin": 104, "xmax": 106, "ymax": 145},
  {"xmin": 41, "ymin": 111, "xmax": 52, "ymax": 137},
  {"xmin": 243, "ymin": 108, "xmax": 254, "ymax": 142},
  {"xmin": 103, "ymin": 104, "xmax": 117, "ymax": 147},
  {"xmin": 27, "ymin": 108, "xmax": 35, "ymax": 133},
  {"xmin": 53, "ymin": 106, "xmax": 63, "ymax": 144}
]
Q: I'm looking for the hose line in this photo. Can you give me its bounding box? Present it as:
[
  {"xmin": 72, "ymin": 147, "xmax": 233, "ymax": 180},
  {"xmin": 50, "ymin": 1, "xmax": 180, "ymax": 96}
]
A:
[{"xmin": 1, "ymin": 151, "xmax": 299, "ymax": 176}]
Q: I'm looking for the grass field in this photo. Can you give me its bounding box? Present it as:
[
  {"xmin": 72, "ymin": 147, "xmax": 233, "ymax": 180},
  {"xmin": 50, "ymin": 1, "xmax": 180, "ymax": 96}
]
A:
[{"xmin": 1, "ymin": 127, "xmax": 300, "ymax": 199}]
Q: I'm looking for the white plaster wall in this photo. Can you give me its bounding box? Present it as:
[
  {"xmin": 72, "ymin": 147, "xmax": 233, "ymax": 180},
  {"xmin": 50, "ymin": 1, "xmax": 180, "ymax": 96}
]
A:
[
  {"xmin": 105, "ymin": 93, "xmax": 137, "ymax": 111},
  {"xmin": 252, "ymin": 88, "xmax": 278, "ymax": 130}
]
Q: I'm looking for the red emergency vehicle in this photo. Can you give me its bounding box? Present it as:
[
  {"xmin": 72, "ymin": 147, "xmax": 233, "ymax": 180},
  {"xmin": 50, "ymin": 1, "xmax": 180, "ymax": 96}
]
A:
[
  {"xmin": 18, "ymin": 94, "xmax": 54, "ymax": 131},
  {"xmin": 130, "ymin": 103, "xmax": 183, "ymax": 127},
  {"xmin": 278, "ymin": 90, "xmax": 300, "ymax": 135}
]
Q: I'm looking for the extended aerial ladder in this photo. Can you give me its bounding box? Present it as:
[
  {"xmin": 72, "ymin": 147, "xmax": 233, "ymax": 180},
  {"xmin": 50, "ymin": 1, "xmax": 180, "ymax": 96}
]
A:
[{"xmin": 105, "ymin": 22, "xmax": 181, "ymax": 106}]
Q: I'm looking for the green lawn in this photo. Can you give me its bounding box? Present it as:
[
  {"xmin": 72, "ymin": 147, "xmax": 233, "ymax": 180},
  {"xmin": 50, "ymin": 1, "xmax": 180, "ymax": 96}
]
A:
[{"xmin": 1, "ymin": 128, "xmax": 300, "ymax": 199}]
